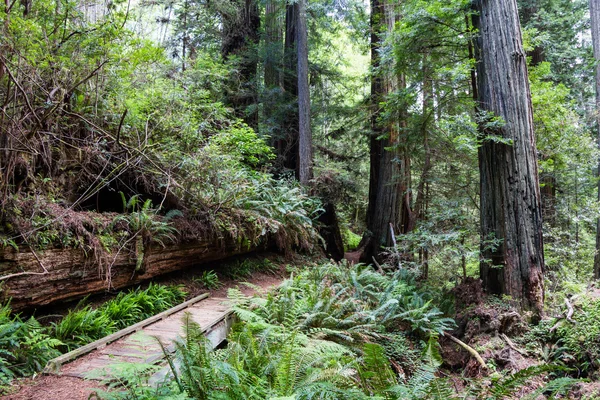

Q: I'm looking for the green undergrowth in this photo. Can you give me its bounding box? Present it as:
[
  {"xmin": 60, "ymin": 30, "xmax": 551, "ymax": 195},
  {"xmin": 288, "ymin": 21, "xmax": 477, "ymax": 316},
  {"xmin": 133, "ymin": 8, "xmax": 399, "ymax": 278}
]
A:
[
  {"xmin": 342, "ymin": 228, "xmax": 362, "ymax": 251},
  {"xmin": 90, "ymin": 262, "xmax": 579, "ymax": 399},
  {"xmin": 0, "ymin": 283, "xmax": 186, "ymax": 390},
  {"xmin": 0, "ymin": 304, "xmax": 61, "ymax": 386},
  {"xmin": 525, "ymin": 295, "xmax": 600, "ymax": 378},
  {"xmin": 53, "ymin": 283, "xmax": 187, "ymax": 352},
  {"xmin": 193, "ymin": 270, "xmax": 222, "ymax": 290}
]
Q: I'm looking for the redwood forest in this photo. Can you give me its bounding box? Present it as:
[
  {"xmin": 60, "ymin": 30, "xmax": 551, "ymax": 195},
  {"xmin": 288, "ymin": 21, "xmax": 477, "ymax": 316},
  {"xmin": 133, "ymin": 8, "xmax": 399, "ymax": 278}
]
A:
[{"xmin": 1, "ymin": 0, "xmax": 600, "ymax": 398}]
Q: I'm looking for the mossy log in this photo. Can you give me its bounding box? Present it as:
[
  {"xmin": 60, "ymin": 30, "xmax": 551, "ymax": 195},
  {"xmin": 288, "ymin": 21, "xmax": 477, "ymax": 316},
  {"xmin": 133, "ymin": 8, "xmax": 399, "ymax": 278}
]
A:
[{"xmin": 0, "ymin": 239, "xmax": 260, "ymax": 309}]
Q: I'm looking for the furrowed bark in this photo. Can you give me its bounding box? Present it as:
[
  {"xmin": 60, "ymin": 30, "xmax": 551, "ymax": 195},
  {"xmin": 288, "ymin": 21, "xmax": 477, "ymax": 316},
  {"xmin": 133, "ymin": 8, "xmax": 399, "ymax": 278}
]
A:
[
  {"xmin": 364, "ymin": 0, "xmax": 410, "ymax": 261},
  {"xmin": 473, "ymin": 0, "xmax": 545, "ymax": 319},
  {"xmin": 296, "ymin": 0, "xmax": 312, "ymax": 184}
]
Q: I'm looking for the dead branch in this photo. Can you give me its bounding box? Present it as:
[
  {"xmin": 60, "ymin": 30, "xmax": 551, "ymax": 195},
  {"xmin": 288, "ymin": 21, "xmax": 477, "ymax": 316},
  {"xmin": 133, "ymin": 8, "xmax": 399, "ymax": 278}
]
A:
[
  {"xmin": 389, "ymin": 223, "xmax": 401, "ymax": 269},
  {"xmin": 1, "ymin": 58, "xmax": 42, "ymax": 127},
  {"xmin": 371, "ymin": 256, "xmax": 384, "ymax": 274},
  {"xmin": 115, "ymin": 108, "xmax": 128, "ymax": 149},
  {"xmin": 66, "ymin": 60, "xmax": 108, "ymax": 94},
  {"xmin": 550, "ymin": 297, "xmax": 577, "ymax": 332},
  {"xmin": 565, "ymin": 297, "xmax": 575, "ymax": 323},
  {"xmin": 549, "ymin": 320, "xmax": 562, "ymax": 333},
  {"xmin": 0, "ymin": 270, "xmax": 48, "ymax": 282},
  {"xmin": 27, "ymin": 243, "xmax": 48, "ymax": 274},
  {"xmin": 158, "ymin": 176, "xmax": 171, "ymax": 211}
]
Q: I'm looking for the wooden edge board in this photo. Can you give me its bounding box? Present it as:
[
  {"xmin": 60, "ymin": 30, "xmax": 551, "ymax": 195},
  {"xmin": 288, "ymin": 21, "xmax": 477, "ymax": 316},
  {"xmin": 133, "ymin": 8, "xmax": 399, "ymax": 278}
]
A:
[
  {"xmin": 144, "ymin": 309, "xmax": 235, "ymax": 364},
  {"xmin": 146, "ymin": 312, "xmax": 237, "ymax": 387},
  {"xmin": 202, "ymin": 310, "xmax": 234, "ymax": 335},
  {"xmin": 43, "ymin": 293, "xmax": 210, "ymax": 374}
]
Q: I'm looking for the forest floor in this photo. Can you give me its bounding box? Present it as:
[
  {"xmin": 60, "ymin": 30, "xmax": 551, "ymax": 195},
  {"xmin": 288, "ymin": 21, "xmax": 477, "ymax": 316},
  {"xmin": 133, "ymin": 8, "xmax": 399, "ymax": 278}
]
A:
[{"xmin": 2, "ymin": 252, "xmax": 296, "ymax": 400}]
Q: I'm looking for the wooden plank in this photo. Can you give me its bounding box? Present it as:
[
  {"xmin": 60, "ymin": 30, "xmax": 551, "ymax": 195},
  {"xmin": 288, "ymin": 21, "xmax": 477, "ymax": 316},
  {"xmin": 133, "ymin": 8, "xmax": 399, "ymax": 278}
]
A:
[
  {"xmin": 44, "ymin": 293, "xmax": 209, "ymax": 374},
  {"xmin": 147, "ymin": 312, "xmax": 235, "ymax": 386}
]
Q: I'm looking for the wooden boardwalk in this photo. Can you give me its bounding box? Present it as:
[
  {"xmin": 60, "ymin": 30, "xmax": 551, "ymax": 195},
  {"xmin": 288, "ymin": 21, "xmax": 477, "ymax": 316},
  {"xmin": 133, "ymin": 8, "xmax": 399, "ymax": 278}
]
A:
[{"xmin": 44, "ymin": 295, "xmax": 234, "ymax": 382}]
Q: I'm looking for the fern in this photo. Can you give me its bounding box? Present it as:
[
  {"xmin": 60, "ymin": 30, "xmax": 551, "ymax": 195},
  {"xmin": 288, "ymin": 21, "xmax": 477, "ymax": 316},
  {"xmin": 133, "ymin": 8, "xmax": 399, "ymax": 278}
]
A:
[
  {"xmin": 486, "ymin": 365, "xmax": 570, "ymax": 400},
  {"xmin": 358, "ymin": 343, "xmax": 397, "ymax": 395}
]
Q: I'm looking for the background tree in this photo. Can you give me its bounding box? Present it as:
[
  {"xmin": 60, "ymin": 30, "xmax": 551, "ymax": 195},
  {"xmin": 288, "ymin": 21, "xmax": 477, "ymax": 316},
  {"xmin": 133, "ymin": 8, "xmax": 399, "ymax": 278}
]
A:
[
  {"xmin": 591, "ymin": 0, "xmax": 600, "ymax": 278},
  {"xmin": 220, "ymin": 0, "xmax": 261, "ymax": 129}
]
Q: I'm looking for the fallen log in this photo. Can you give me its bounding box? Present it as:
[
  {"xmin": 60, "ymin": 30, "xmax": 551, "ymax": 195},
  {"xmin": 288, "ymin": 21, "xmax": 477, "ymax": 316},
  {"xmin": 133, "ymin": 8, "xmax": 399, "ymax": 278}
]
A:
[{"xmin": 0, "ymin": 238, "xmax": 263, "ymax": 309}]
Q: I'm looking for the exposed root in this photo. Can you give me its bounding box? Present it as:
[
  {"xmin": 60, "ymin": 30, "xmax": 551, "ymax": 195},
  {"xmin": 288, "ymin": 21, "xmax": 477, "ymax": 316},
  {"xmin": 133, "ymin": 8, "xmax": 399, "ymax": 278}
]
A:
[
  {"xmin": 447, "ymin": 334, "xmax": 487, "ymax": 370},
  {"xmin": 500, "ymin": 333, "xmax": 527, "ymax": 356},
  {"xmin": 550, "ymin": 297, "xmax": 577, "ymax": 332}
]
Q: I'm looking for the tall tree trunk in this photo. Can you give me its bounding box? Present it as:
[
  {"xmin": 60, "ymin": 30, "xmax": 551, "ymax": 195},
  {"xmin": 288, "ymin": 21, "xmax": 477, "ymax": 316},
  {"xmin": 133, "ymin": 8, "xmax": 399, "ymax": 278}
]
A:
[
  {"xmin": 274, "ymin": 2, "xmax": 299, "ymax": 175},
  {"xmin": 363, "ymin": 0, "xmax": 407, "ymax": 261},
  {"xmin": 473, "ymin": 0, "xmax": 545, "ymax": 318},
  {"xmin": 221, "ymin": 0, "xmax": 260, "ymax": 129},
  {"xmin": 413, "ymin": 53, "xmax": 433, "ymax": 226},
  {"xmin": 264, "ymin": 0, "xmax": 283, "ymax": 136},
  {"xmin": 296, "ymin": 0, "xmax": 312, "ymax": 184},
  {"xmin": 182, "ymin": 0, "xmax": 188, "ymax": 72},
  {"xmin": 590, "ymin": 0, "xmax": 600, "ymax": 279},
  {"xmin": 415, "ymin": 54, "xmax": 433, "ymax": 277}
]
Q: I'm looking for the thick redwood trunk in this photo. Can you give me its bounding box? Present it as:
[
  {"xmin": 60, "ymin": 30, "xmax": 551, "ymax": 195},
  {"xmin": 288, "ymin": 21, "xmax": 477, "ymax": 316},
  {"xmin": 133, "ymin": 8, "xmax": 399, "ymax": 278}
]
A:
[
  {"xmin": 273, "ymin": 2, "xmax": 300, "ymax": 175},
  {"xmin": 363, "ymin": 0, "xmax": 411, "ymax": 261},
  {"xmin": 473, "ymin": 0, "xmax": 545, "ymax": 318},
  {"xmin": 296, "ymin": 0, "xmax": 312, "ymax": 184},
  {"xmin": 317, "ymin": 203, "xmax": 344, "ymax": 261},
  {"xmin": 520, "ymin": 1, "xmax": 557, "ymax": 220},
  {"xmin": 591, "ymin": 0, "xmax": 600, "ymax": 279},
  {"xmin": 364, "ymin": 0, "xmax": 398, "ymax": 260}
]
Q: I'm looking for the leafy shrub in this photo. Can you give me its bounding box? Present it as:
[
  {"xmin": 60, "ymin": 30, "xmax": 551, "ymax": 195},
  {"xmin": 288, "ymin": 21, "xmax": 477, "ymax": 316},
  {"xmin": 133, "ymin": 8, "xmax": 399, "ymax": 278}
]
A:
[
  {"xmin": 53, "ymin": 284, "xmax": 186, "ymax": 351},
  {"xmin": 52, "ymin": 305, "xmax": 116, "ymax": 352},
  {"xmin": 206, "ymin": 123, "xmax": 276, "ymax": 168},
  {"xmin": 231, "ymin": 176, "xmax": 324, "ymax": 253}
]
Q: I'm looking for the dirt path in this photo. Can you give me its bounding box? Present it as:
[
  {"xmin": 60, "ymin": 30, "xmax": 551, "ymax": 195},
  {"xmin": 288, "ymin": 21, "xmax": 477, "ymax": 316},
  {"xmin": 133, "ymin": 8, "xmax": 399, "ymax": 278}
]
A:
[{"xmin": 3, "ymin": 257, "xmax": 289, "ymax": 400}]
